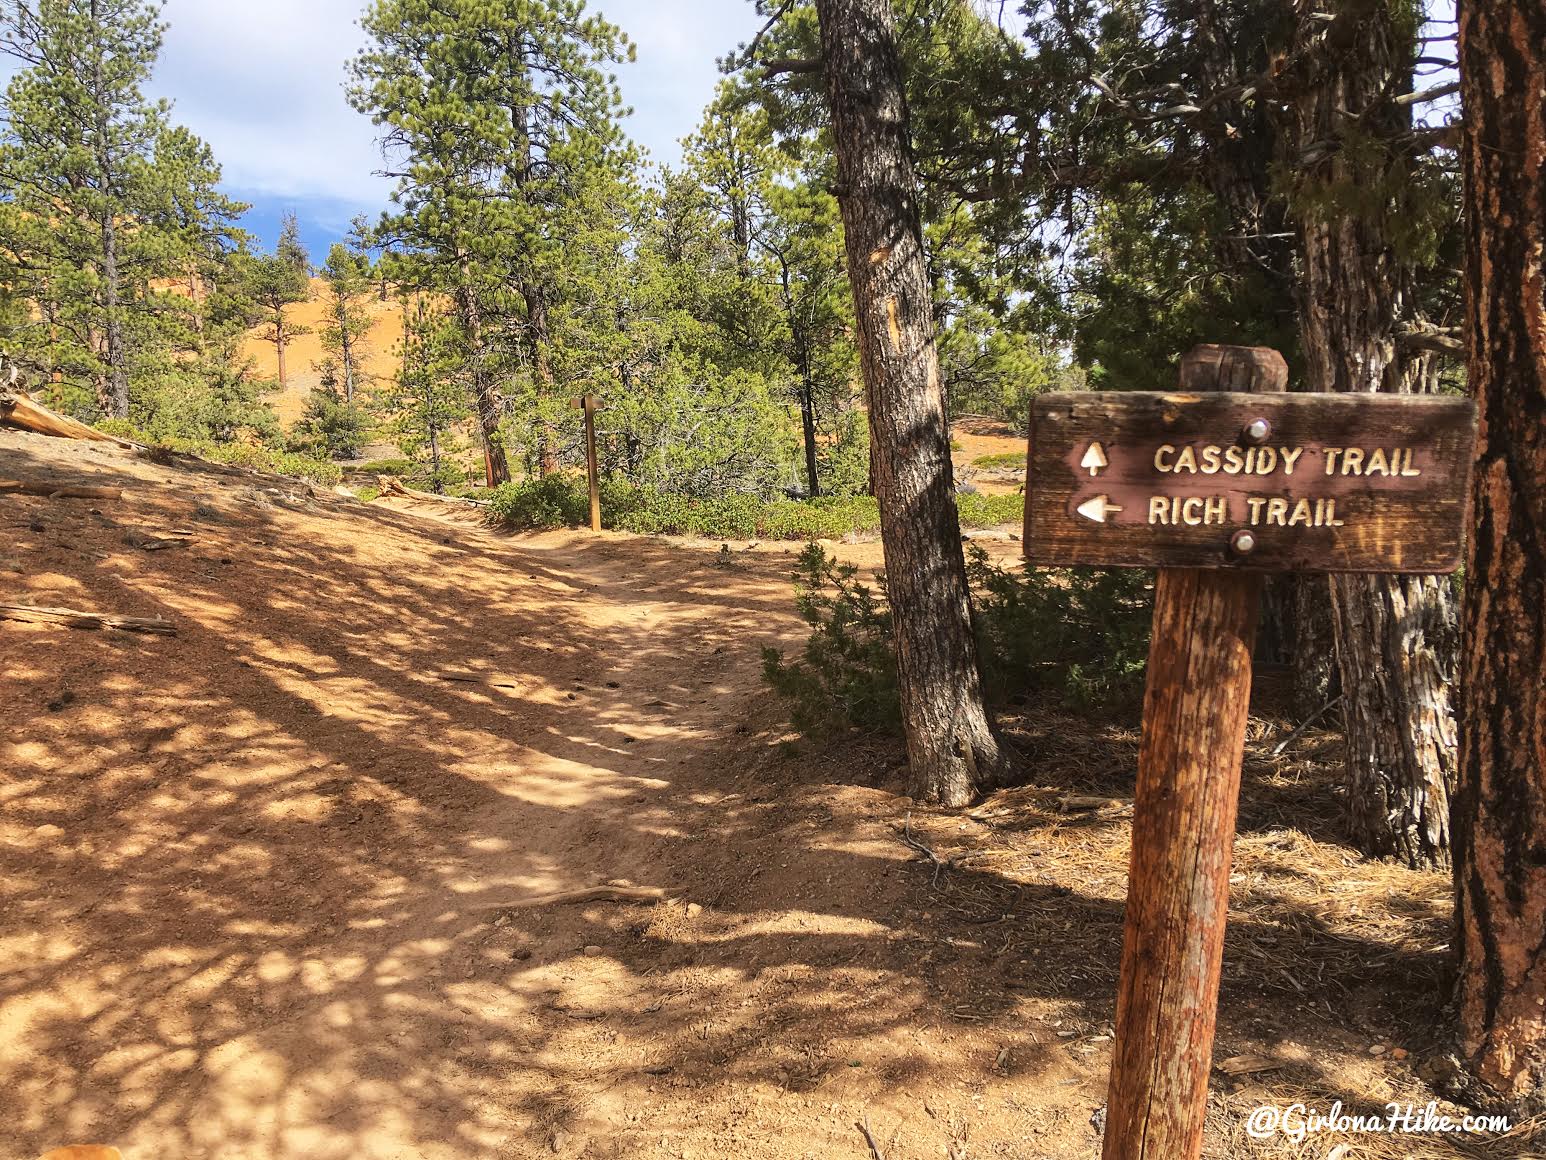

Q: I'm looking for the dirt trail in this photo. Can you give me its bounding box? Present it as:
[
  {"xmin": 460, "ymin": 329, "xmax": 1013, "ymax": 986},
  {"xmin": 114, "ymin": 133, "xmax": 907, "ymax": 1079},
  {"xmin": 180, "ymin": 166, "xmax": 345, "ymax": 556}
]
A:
[
  {"xmin": 2, "ymin": 430, "xmax": 1490, "ymax": 1160},
  {"xmin": 0, "ymin": 430, "xmax": 1066, "ymax": 1160}
]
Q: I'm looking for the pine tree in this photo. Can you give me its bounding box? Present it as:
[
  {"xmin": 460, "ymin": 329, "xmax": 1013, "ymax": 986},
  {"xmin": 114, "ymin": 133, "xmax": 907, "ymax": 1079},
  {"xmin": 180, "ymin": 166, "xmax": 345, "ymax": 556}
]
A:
[
  {"xmin": 1452, "ymin": 0, "xmax": 1546, "ymax": 1114},
  {"xmin": 813, "ymin": 0, "xmax": 1006, "ymax": 804},
  {"xmin": 349, "ymin": 0, "xmax": 636, "ymax": 486},
  {"xmin": 0, "ymin": 0, "xmax": 239, "ymax": 418},
  {"xmin": 1270, "ymin": 0, "xmax": 1463, "ymax": 868},
  {"xmin": 319, "ymin": 242, "xmax": 372, "ymax": 403},
  {"xmin": 376, "ymin": 293, "xmax": 469, "ymax": 493},
  {"xmin": 760, "ymin": 177, "xmax": 857, "ymax": 498},
  {"xmin": 681, "ymin": 94, "xmax": 858, "ymax": 498},
  {"xmin": 246, "ymin": 242, "xmax": 310, "ymax": 392},
  {"xmin": 276, "ymin": 210, "xmax": 310, "ymax": 278}
]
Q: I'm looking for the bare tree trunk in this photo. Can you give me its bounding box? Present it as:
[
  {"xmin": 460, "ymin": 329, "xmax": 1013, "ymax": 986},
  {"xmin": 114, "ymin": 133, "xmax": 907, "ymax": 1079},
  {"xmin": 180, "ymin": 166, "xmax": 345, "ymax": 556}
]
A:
[
  {"xmin": 522, "ymin": 284, "xmax": 558, "ymax": 476},
  {"xmin": 798, "ymin": 381, "xmax": 821, "ymax": 499},
  {"xmin": 1279, "ymin": 0, "xmax": 1458, "ymax": 868},
  {"xmin": 814, "ymin": 0, "xmax": 1004, "ymax": 806},
  {"xmin": 274, "ymin": 314, "xmax": 288, "ymax": 392},
  {"xmin": 337, "ymin": 298, "xmax": 357, "ymax": 403},
  {"xmin": 89, "ymin": 0, "xmax": 129, "ymax": 420},
  {"xmin": 1451, "ymin": 0, "xmax": 1546, "ymax": 1116},
  {"xmin": 459, "ymin": 264, "xmax": 510, "ymax": 487},
  {"xmin": 98, "ymin": 217, "xmax": 128, "ymax": 416},
  {"xmin": 777, "ymin": 251, "xmax": 824, "ymax": 498}
]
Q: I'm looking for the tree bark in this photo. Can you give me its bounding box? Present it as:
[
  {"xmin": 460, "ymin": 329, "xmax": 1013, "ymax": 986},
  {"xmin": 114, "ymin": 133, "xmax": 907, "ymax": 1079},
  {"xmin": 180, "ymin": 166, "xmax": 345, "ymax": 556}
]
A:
[
  {"xmin": 523, "ymin": 283, "xmax": 559, "ymax": 476},
  {"xmin": 1279, "ymin": 0, "xmax": 1458, "ymax": 868},
  {"xmin": 1452, "ymin": 0, "xmax": 1546, "ymax": 1116},
  {"xmin": 814, "ymin": 0, "xmax": 1004, "ymax": 806},
  {"xmin": 91, "ymin": 0, "xmax": 128, "ymax": 421},
  {"xmin": 337, "ymin": 298, "xmax": 357, "ymax": 403},
  {"xmin": 798, "ymin": 381, "xmax": 821, "ymax": 499},
  {"xmin": 1290, "ymin": 575, "xmax": 1340, "ymax": 719},
  {"xmin": 274, "ymin": 315, "xmax": 288, "ymax": 391},
  {"xmin": 458, "ymin": 265, "xmax": 510, "ymax": 487}
]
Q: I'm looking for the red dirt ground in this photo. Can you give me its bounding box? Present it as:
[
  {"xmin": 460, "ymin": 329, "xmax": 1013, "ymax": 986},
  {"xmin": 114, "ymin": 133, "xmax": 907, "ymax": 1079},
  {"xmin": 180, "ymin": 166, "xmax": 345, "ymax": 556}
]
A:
[{"xmin": 2, "ymin": 428, "xmax": 1529, "ymax": 1159}]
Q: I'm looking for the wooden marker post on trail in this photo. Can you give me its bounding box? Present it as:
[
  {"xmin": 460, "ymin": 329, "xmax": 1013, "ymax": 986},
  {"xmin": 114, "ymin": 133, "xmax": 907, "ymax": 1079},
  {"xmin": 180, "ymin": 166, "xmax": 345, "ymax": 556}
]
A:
[
  {"xmin": 571, "ymin": 393, "xmax": 602, "ymax": 533},
  {"xmin": 1023, "ymin": 344, "xmax": 1476, "ymax": 1160}
]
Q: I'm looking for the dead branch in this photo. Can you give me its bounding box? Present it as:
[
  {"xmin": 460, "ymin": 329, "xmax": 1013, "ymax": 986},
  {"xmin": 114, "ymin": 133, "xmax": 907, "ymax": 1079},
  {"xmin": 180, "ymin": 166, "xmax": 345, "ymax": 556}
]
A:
[
  {"xmin": 435, "ymin": 671, "xmax": 525, "ymax": 689},
  {"xmin": 762, "ymin": 56, "xmax": 822, "ymax": 76},
  {"xmin": 893, "ymin": 815, "xmax": 958, "ymax": 886},
  {"xmin": 1271, "ymin": 694, "xmax": 1345, "ymax": 756},
  {"xmin": 1059, "ymin": 794, "xmax": 1135, "ymax": 814},
  {"xmin": 857, "ymin": 1116, "xmax": 887, "ymax": 1160},
  {"xmin": 0, "ymin": 479, "xmax": 122, "ymax": 500},
  {"xmin": 476, "ymin": 885, "xmax": 668, "ymax": 913},
  {"xmin": 0, "ymin": 603, "xmax": 175, "ymax": 635},
  {"xmin": 1398, "ymin": 322, "xmax": 1465, "ymax": 356}
]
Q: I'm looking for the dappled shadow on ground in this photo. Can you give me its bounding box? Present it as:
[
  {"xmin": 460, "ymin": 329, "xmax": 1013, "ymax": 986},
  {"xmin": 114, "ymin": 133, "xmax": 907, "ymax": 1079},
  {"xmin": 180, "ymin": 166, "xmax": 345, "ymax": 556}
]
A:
[{"xmin": 0, "ymin": 433, "xmax": 1489, "ymax": 1159}]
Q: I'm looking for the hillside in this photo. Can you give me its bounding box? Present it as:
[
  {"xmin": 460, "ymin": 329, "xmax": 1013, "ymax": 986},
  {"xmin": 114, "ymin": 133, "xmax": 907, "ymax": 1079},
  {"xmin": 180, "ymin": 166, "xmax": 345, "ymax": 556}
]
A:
[
  {"xmin": 2, "ymin": 426, "xmax": 1475, "ymax": 1159},
  {"xmin": 239, "ymin": 277, "xmax": 406, "ymax": 425}
]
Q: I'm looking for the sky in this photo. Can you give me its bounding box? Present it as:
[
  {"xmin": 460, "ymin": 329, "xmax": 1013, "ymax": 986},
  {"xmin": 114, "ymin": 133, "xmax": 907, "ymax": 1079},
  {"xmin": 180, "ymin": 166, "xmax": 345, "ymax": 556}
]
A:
[{"xmin": 149, "ymin": 0, "xmax": 767, "ymax": 261}]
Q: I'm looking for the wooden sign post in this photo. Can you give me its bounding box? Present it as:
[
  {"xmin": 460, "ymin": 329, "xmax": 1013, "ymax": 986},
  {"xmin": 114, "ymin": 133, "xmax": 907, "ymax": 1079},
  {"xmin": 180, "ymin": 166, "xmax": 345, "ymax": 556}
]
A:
[
  {"xmin": 1023, "ymin": 345, "xmax": 1476, "ymax": 1160},
  {"xmin": 570, "ymin": 393, "xmax": 602, "ymax": 533}
]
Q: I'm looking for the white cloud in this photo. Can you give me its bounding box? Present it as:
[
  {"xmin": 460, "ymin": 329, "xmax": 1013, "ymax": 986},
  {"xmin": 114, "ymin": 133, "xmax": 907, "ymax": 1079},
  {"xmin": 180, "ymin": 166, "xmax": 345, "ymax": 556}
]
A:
[
  {"xmin": 152, "ymin": 0, "xmax": 765, "ymax": 212},
  {"xmin": 153, "ymin": 0, "xmax": 389, "ymax": 204}
]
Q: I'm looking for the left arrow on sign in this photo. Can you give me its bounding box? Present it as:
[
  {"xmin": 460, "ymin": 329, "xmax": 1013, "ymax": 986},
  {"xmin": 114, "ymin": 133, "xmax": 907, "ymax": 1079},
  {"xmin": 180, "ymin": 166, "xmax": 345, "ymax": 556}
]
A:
[{"xmin": 1076, "ymin": 494, "xmax": 1123, "ymax": 523}]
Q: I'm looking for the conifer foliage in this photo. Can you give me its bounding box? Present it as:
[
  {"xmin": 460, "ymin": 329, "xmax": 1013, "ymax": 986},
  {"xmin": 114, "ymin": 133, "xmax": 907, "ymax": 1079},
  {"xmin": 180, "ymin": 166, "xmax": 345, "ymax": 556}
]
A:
[{"xmin": 0, "ymin": 0, "xmax": 248, "ymax": 421}]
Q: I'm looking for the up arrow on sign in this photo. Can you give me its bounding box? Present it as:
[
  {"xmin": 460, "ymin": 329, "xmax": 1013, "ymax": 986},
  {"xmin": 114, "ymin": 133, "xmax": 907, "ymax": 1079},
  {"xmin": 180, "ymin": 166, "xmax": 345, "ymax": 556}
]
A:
[{"xmin": 1081, "ymin": 441, "xmax": 1108, "ymax": 476}]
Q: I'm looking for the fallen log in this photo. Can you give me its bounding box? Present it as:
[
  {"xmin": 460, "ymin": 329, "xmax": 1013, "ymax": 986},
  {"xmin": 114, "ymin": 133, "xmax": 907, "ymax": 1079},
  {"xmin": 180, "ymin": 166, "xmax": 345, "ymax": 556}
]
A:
[
  {"xmin": 0, "ymin": 479, "xmax": 123, "ymax": 500},
  {"xmin": 477, "ymin": 885, "xmax": 668, "ymax": 912},
  {"xmin": 377, "ymin": 475, "xmax": 490, "ymax": 506},
  {"xmin": 0, "ymin": 385, "xmax": 134, "ymax": 447},
  {"xmin": 0, "ymin": 603, "xmax": 175, "ymax": 635}
]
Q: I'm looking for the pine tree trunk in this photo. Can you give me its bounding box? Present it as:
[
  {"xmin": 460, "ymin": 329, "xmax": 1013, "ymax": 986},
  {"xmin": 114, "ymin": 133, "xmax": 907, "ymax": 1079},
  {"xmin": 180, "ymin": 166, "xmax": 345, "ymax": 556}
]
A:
[
  {"xmin": 459, "ymin": 267, "xmax": 510, "ymax": 487},
  {"xmin": 814, "ymin": 0, "xmax": 1004, "ymax": 807},
  {"xmin": 338, "ymin": 299, "xmax": 357, "ymax": 403},
  {"xmin": 1452, "ymin": 0, "xmax": 1546, "ymax": 1115},
  {"xmin": 90, "ymin": 0, "xmax": 129, "ymax": 421},
  {"xmin": 523, "ymin": 284, "xmax": 559, "ymax": 476},
  {"xmin": 275, "ymin": 321, "xmax": 287, "ymax": 391},
  {"xmin": 1280, "ymin": 0, "xmax": 1458, "ymax": 868},
  {"xmin": 1291, "ymin": 576, "xmax": 1340, "ymax": 719},
  {"xmin": 99, "ymin": 213, "xmax": 128, "ymax": 418},
  {"xmin": 799, "ymin": 382, "xmax": 822, "ymax": 499}
]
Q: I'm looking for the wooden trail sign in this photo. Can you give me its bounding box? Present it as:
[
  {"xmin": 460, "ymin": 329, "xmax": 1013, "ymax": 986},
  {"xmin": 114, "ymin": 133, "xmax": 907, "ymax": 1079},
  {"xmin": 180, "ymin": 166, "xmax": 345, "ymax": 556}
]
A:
[
  {"xmin": 571, "ymin": 393, "xmax": 602, "ymax": 533},
  {"xmin": 1018, "ymin": 345, "xmax": 1477, "ymax": 1160},
  {"xmin": 1026, "ymin": 390, "xmax": 1476, "ymax": 573}
]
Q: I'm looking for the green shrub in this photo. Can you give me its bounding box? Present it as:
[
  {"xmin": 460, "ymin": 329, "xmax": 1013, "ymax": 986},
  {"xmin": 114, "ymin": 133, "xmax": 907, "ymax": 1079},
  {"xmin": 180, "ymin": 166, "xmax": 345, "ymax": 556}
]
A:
[
  {"xmin": 90, "ymin": 420, "xmax": 343, "ymax": 486},
  {"xmin": 957, "ymin": 492, "xmax": 1024, "ymax": 527},
  {"xmin": 289, "ymin": 386, "xmax": 369, "ymax": 460},
  {"xmin": 351, "ymin": 458, "xmax": 416, "ymax": 476},
  {"xmin": 972, "ymin": 451, "xmax": 1027, "ymax": 470},
  {"xmin": 483, "ymin": 477, "xmax": 1022, "ymax": 540},
  {"xmin": 95, "ymin": 418, "xmax": 141, "ymax": 440},
  {"xmin": 966, "ymin": 548, "xmax": 1152, "ymax": 710},
  {"xmin": 762, "ymin": 545, "xmax": 900, "ymax": 735},
  {"xmin": 203, "ymin": 443, "xmax": 344, "ymax": 486},
  {"xmin": 762, "ymin": 546, "xmax": 1154, "ymax": 736},
  {"xmin": 485, "ymin": 474, "xmax": 592, "ymax": 530}
]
